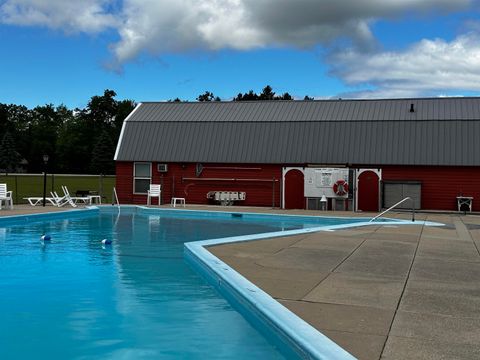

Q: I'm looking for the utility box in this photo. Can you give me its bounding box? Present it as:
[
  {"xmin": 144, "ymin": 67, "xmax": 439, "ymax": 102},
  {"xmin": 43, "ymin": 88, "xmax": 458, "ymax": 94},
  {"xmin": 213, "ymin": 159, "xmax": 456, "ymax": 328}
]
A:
[{"xmin": 383, "ymin": 181, "xmax": 421, "ymax": 209}]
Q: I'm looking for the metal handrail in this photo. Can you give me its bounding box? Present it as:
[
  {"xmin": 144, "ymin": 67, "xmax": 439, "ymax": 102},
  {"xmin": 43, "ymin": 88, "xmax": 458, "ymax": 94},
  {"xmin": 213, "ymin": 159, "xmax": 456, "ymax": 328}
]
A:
[
  {"xmin": 112, "ymin": 187, "xmax": 120, "ymax": 213},
  {"xmin": 369, "ymin": 197, "xmax": 415, "ymax": 222}
]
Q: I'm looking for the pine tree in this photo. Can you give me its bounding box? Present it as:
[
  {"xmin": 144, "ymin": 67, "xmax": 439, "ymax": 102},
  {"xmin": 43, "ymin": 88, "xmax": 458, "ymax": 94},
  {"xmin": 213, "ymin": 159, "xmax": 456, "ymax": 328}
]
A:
[
  {"xmin": 0, "ymin": 131, "xmax": 21, "ymax": 174},
  {"xmin": 90, "ymin": 130, "xmax": 115, "ymax": 174}
]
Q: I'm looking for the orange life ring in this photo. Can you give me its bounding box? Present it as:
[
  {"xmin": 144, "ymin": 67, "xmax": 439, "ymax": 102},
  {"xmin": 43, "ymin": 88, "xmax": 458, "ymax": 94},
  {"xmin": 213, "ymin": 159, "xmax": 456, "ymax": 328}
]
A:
[{"xmin": 333, "ymin": 179, "xmax": 349, "ymax": 196}]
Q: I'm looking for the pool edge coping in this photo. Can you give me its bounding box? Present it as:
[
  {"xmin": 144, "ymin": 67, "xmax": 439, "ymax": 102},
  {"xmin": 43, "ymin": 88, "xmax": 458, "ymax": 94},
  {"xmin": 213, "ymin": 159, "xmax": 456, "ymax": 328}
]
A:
[{"xmin": 0, "ymin": 207, "xmax": 98, "ymax": 225}]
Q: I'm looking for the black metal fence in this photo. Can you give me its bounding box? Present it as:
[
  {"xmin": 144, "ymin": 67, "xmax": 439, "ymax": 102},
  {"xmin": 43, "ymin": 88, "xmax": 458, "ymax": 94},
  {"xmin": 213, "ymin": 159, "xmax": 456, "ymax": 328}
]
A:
[{"xmin": 0, "ymin": 173, "xmax": 116, "ymax": 205}]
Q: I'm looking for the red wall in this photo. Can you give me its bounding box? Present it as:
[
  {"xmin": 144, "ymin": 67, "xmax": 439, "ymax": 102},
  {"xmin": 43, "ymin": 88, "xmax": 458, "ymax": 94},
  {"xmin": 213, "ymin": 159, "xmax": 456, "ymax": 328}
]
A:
[
  {"xmin": 116, "ymin": 161, "xmax": 134, "ymax": 203},
  {"xmin": 382, "ymin": 165, "xmax": 480, "ymax": 211},
  {"xmin": 116, "ymin": 162, "xmax": 282, "ymax": 207},
  {"xmin": 116, "ymin": 162, "xmax": 480, "ymax": 211}
]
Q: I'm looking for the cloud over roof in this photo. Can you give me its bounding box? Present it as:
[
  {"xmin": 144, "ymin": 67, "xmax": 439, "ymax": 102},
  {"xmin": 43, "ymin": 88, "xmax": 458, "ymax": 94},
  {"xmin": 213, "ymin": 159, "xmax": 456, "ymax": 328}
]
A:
[{"xmin": 1, "ymin": 0, "xmax": 479, "ymax": 98}]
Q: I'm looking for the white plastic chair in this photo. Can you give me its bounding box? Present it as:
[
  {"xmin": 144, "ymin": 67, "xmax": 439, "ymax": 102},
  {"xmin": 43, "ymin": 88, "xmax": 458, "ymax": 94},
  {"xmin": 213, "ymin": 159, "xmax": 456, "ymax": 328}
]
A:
[
  {"xmin": 147, "ymin": 184, "xmax": 161, "ymax": 206},
  {"xmin": 0, "ymin": 184, "xmax": 13, "ymax": 210}
]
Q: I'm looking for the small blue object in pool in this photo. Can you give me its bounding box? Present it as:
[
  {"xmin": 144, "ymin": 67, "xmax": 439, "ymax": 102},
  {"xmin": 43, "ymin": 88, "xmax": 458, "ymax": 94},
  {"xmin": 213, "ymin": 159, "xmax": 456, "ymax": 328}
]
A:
[
  {"xmin": 101, "ymin": 238, "xmax": 112, "ymax": 245},
  {"xmin": 41, "ymin": 234, "xmax": 51, "ymax": 242}
]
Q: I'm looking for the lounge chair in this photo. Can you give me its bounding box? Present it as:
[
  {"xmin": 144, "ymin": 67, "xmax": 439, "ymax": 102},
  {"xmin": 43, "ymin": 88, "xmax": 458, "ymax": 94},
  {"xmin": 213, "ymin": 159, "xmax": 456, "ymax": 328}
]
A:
[
  {"xmin": 50, "ymin": 191, "xmax": 77, "ymax": 207},
  {"xmin": 0, "ymin": 184, "xmax": 13, "ymax": 210},
  {"xmin": 147, "ymin": 184, "xmax": 161, "ymax": 205},
  {"xmin": 23, "ymin": 197, "xmax": 56, "ymax": 206},
  {"xmin": 62, "ymin": 186, "xmax": 90, "ymax": 205}
]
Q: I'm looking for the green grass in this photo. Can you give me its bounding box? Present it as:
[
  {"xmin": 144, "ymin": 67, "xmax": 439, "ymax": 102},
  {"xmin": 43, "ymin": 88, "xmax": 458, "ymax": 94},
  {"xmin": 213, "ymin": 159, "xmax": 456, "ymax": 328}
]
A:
[{"xmin": 0, "ymin": 174, "xmax": 115, "ymax": 205}]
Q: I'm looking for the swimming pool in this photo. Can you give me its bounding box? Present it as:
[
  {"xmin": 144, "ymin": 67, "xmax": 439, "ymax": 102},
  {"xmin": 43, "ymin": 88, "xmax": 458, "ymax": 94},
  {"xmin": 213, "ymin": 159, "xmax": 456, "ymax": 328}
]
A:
[{"xmin": 0, "ymin": 207, "xmax": 402, "ymax": 359}]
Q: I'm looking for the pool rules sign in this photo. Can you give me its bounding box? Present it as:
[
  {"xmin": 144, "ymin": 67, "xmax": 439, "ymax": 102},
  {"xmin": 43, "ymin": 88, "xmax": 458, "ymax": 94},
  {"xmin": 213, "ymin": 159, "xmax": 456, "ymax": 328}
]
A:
[{"xmin": 304, "ymin": 168, "xmax": 350, "ymax": 198}]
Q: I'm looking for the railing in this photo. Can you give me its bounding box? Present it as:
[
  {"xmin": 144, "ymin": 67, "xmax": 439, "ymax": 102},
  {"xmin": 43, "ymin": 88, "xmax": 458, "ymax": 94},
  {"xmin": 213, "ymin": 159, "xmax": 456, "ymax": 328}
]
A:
[
  {"xmin": 369, "ymin": 197, "xmax": 415, "ymax": 222},
  {"xmin": 112, "ymin": 187, "xmax": 120, "ymax": 213}
]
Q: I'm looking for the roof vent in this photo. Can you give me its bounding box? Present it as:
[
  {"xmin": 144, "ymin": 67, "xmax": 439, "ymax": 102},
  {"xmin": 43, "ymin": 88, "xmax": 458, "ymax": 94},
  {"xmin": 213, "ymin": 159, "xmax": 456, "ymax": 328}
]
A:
[{"xmin": 410, "ymin": 103, "xmax": 415, "ymax": 113}]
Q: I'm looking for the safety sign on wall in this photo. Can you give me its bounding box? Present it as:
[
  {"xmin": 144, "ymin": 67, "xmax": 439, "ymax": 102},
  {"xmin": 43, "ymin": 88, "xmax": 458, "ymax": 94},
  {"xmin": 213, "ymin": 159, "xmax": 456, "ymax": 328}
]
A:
[{"xmin": 304, "ymin": 168, "xmax": 350, "ymax": 198}]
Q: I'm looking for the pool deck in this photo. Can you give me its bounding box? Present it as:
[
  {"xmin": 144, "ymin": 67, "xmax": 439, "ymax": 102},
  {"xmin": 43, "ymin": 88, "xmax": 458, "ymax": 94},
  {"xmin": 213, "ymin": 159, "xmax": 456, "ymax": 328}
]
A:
[{"xmin": 3, "ymin": 205, "xmax": 480, "ymax": 359}]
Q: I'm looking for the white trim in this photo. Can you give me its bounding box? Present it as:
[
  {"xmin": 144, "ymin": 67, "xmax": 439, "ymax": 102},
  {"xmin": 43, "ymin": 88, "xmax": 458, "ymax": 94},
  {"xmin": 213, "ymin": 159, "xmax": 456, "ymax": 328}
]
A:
[
  {"xmin": 355, "ymin": 168, "xmax": 382, "ymax": 211},
  {"xmin": 282, "ymin": 167, "xmax": 305, "ymax": 209},
  {"xmin": 114, "ymin": 102, "xmax": 143, "ymax": 161}
]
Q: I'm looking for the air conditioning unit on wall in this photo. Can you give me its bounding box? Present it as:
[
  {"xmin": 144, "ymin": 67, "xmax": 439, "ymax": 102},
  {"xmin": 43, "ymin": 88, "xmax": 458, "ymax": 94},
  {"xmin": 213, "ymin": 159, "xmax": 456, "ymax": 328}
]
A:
[{"xmin": 157, "ymin": 164, "xmax": 168, "ymax": 172}]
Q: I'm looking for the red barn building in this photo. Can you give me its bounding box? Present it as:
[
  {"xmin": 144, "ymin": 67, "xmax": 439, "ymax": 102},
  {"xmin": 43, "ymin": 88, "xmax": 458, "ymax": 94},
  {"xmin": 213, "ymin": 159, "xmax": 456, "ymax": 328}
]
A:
[{"xmin": 114, "ymin": 98, "xmax": 480, "ymax": 212}]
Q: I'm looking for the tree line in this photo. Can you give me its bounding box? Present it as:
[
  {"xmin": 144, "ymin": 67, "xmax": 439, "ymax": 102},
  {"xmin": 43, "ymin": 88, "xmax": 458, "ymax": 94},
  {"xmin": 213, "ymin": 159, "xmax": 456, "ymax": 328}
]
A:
[
  {"xmin": 0, "ymin": 86, "xmax": 314, "ymax": 175},
  {"xmin": 0, "ymin": 90, "xmax": 135, "ymax": 175},
  {"xmin": 194, "ymin": 85, "xmax": 314, "ymax": 102}
]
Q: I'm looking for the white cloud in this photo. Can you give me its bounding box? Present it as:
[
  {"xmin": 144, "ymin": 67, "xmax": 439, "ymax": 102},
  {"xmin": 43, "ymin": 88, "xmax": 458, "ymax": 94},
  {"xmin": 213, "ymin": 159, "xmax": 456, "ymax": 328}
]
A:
[
  {"xmin": 112, "ymin": 0, "xmax": 268, "ymax": 63},
  {"xmin": 112, "ymin": 0, "xmax": 472, "ymax": 62},
  {"xmin": 331, "ymin": 32, "xmax": 480, "ymax": 98},
  {"xmin": 0, "ymin": 0, "xmax": 473, "ymax": 62},
  {"xmin": 2, "ymin": 0, "xmax": 479, "ymax": 98},
  {"xmin": 0, "ymin": 0, "xmax": 118, "ymax": 33}
]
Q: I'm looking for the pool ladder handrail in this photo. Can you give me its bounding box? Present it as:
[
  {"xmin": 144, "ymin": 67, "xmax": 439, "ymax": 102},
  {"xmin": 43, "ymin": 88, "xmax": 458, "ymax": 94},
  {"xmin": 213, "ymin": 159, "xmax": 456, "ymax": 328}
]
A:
[
  {"xmin": 369, "ymin": 197, "xmax": 415, "ymax": 222},
  {"xmin": 112, "ymin": 187, "xmax": 120, "ymax": 213}
]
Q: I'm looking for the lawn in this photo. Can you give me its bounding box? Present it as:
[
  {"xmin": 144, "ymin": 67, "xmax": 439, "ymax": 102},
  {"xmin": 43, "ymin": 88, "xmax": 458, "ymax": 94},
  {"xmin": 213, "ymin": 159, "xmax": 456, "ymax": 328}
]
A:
[{"xmin": 0, "ymin": 174, "xmax": 115, "ymax": 205}]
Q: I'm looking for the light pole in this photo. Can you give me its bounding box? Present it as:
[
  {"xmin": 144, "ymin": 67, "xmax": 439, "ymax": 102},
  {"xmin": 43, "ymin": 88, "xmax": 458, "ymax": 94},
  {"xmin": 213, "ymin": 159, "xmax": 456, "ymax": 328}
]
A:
[{"xmin": 42, "ymin": 154, "xmax": 49, "ymax": 207}]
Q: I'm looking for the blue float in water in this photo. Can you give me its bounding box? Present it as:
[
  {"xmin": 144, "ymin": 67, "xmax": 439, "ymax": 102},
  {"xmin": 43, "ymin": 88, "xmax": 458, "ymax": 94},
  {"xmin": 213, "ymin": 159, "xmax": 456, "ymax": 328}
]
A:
[
  {"xmin": 41, "ymin": 234, "xmax": 51, "ymax": 242},
  {"xmin": 101, "ymin": 238, "xmax": 112, "ymax": 245}
]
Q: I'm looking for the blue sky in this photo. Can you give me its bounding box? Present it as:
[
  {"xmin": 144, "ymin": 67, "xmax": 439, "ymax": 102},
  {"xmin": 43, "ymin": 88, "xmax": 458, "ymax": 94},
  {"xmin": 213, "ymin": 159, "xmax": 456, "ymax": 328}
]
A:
[{"xmin": 1, "ymin": 0, "xmax": 480, "ymax": 108}]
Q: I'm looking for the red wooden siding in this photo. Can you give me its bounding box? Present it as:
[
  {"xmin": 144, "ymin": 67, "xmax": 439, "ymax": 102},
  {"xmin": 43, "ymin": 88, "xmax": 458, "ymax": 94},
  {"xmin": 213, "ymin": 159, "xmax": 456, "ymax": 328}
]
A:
[
  {"xmin": 116, "ymin": 162, "xmax": 480, "ymax": 211},
  {"xmin": 382, "ymin": 166, "xmax": 480, "ymax": 211},
  {"xmin": 116, "ymin": 162, "xmax": 282, "ymax": 207},
  {"xmin": 116, "ymin": 162, "xmax": 134, "ymax": 203}
]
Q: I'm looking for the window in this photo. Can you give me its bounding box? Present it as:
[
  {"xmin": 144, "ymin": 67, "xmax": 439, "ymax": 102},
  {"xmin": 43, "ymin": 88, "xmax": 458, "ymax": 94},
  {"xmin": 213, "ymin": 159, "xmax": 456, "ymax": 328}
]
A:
[{"xmin": 134, "ymin": 162, "xmax": 151, "ymax": 194}]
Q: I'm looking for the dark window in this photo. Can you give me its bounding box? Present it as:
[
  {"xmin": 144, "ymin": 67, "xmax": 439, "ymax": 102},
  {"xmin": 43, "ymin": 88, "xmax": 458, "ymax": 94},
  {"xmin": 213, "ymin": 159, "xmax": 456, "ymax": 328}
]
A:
[{"xmin": 134, "ymin": 162, "xmax": 151, "ymax": 194}]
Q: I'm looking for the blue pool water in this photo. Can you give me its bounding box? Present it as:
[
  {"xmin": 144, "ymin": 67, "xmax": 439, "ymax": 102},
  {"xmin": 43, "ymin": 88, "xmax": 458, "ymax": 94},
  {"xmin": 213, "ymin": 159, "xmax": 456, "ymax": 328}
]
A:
[{"xmin": 0, "ymin": 208, "xmax": 374, "ymax": 359}]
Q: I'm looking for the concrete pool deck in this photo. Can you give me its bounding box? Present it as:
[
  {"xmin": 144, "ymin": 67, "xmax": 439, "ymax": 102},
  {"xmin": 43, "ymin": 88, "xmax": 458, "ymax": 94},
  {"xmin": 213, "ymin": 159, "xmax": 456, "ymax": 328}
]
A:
[{"xmin": 2, "ymin": 205, "xmax": 480, "ymax": 359}]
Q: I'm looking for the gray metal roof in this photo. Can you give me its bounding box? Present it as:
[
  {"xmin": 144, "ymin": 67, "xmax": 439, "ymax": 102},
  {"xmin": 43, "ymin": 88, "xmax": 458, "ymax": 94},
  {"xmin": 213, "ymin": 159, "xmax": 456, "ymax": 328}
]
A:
[{"xmin": 115, "ymin": 98, "xmax": 480, "ymax": 166}]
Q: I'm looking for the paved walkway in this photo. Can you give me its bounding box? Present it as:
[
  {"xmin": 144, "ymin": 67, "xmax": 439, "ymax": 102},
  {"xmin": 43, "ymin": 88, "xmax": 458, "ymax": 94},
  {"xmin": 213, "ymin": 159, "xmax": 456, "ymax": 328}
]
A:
[
  {"xmin": 207, "ymin": 212, "xmax": 480, "ymax": 360},
  {"xmin": 0, "ymin": 205, "xmax": 73, "ymax": 215},
  {"xmin": 2, "ymin": 205, "xmax": 480, "ymax": 359}
]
